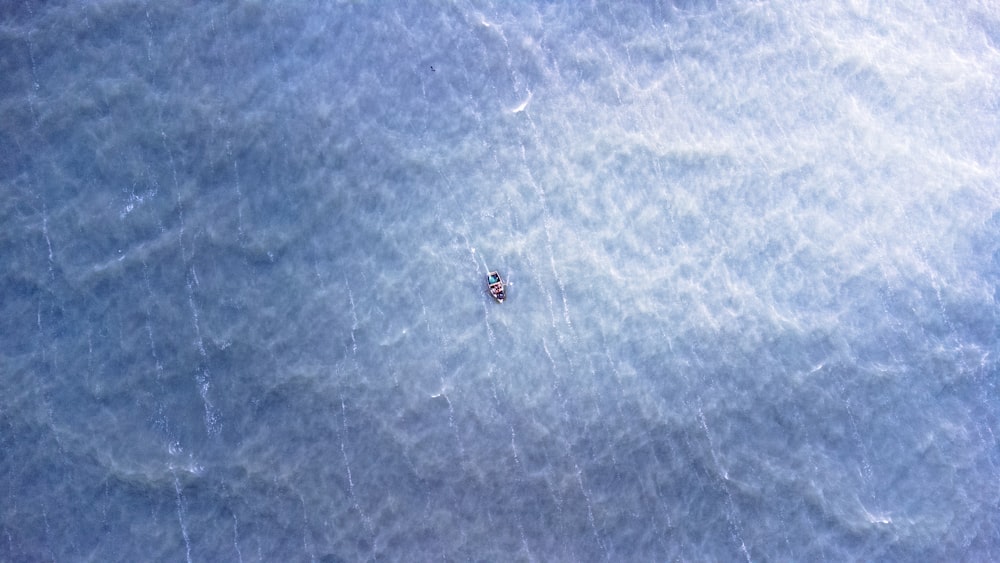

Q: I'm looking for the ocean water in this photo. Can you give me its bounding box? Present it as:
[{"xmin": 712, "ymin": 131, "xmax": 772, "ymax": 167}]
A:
[{"xmin": 2, "ymin": 0, "xmax": 999, "ymax": 560}]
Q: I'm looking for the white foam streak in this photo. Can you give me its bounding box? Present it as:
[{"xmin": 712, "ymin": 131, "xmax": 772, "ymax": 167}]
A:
[
  {"xmin": 699, "ymin": 408, "xmax": 752, "ymax": 563},
  {"xmin": 482, "ymin": 298, "xmax": 496, "ymax": 345},
  {"xmin": 22, "ymin": 15, "xmax": 41, "ymax": 128},
  {"xmin": 511, "ymin": 90, "xmax": 533, "ymax": 113},
  {"xmin": 339, "ymin": 398, "xmax": 375, "ymax": 551},
  {"xmin": 298, "ymin": 495, "xmax": 315, "ymax": 560},
  {"xmin": 232, "ymin": 513, "xmax": 244, "ymax": 563},
  {"xmin": 448, "ymin": 395, "xmax": 470, "ymax": 464},
  {"xmin": 346, "ymin": 278, "xmax": 359, "ymax": 355},
  {"xmin": 184, "ymin": 267, "xmax": 220, "ymax": 435},
  {"xmin": 163, "ymin": 131, "xmax": 217, "ymax": 435},
  {"xmin": 509, "ymin": 423, "xmax": 520, "ymax": 469},
  {"xmin": 575, "ymin": 463, "xmax": 608, "ymax": 557},
  {"xmin": 171, "ymin": 470, "xmax": 193, "ymax": 563},
  {"xmin": 41, "ymin": 206, "xmax": 54, "ymax": 276},
  {"xmin": 517, "ymin": 521, "xmax": 535, "ymax": 562},
  {"xmin": 520, "ymin": 144, "xmax": 573, "ymax": 335},
  {"xmin": 844, "ymin": 396, "xmax": 874, "ymax": 489},
  {"xmin": 227, "ymin": 140, "xmax": 246, "ymax": 242}
]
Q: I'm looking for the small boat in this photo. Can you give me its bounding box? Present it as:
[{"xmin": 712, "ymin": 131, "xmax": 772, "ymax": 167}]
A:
[{"xmin": 487, "ymin": 271, "xmax": 506, "ymax": 303}]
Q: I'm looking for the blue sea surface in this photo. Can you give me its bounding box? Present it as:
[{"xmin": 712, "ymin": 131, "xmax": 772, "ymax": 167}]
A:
[{"xmin": 2, "ymin": 1, "xmax": 999, "ymax": 560}]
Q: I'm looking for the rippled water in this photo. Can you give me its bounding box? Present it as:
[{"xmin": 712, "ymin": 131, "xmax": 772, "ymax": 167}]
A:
[{"xmin": 1, "ymin": 1, "xmax": 998, "ymax": 560}]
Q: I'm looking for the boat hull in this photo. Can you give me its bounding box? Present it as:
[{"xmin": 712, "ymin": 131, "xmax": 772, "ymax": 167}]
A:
[{"xmin": 487, "ymin": 271, "xmax": 505, "ymax": 303}]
